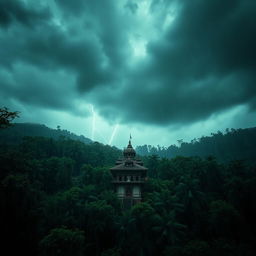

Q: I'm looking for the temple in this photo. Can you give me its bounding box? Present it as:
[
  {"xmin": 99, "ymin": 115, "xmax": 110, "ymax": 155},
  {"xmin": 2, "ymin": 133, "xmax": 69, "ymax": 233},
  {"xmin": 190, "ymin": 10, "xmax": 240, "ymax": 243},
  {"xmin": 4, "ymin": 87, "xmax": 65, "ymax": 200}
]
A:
[{"xmin": 110, "ymin": 136, "xmax": 148, "ymax": 209}]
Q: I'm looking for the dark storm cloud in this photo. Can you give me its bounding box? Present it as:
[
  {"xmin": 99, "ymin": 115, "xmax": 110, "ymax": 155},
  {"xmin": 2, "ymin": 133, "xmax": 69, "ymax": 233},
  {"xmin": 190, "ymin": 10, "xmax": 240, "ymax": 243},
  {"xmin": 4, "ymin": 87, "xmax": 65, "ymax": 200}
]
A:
[
  {"xmin": 0, "ymin": 7, "xmax": 113, "ymax": 91},
  {"xmin": 96, "ymin": 0, "xmax": 256, "ymax": 125},
  {"xmin": 55, "ymin": 0, "xmax": 130, "ymax": 68},
  {"xmin": 0, "ymin": 0, "xmax": 256, "ymax": 126},
  {"xmin": 0, "ymin": 0, "xmax": 124, "ymax": 114},
  {"xmin": 0, "ymin": 64, "xmax": 78, "ymax": 111},
  {"xmin": 0, "ymin": 0, "xmax": 50, "ymax": 28},
  {"xmin": 150, "ymin": 0, "xmax": 256, "ymax": 77},
  {"xmin": 23, "ymin": 28, "xmax": 112, "ymax": 91}
]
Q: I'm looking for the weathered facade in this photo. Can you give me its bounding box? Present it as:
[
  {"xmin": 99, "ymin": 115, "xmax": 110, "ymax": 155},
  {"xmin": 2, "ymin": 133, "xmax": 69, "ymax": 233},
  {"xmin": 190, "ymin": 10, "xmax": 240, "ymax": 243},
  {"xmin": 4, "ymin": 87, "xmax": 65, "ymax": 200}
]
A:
[{"xmin": 110, "ymin": 138, "xmax": 148, "ymax": 208}]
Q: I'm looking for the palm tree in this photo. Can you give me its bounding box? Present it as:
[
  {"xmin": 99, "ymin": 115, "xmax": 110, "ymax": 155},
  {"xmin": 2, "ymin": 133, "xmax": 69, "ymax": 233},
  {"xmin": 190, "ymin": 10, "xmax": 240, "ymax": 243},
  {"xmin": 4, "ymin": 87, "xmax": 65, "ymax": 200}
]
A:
[{"xmin": 154, "ymin": 209, "xmax": 186, "ymax": 250}]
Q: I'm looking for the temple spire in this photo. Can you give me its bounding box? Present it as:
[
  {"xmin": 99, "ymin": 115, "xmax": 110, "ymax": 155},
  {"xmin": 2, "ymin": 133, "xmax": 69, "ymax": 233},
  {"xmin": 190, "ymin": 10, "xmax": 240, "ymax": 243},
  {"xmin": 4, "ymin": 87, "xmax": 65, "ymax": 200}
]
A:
[{"xmin": 128, "ymin": 134, "xmax": 132, "ymax": 146}]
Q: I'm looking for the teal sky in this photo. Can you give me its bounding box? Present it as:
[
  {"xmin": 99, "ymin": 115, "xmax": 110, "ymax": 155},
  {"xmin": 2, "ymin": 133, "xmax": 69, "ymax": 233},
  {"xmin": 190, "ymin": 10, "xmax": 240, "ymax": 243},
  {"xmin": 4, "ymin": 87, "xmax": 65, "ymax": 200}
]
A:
[{"xmin": 1, "ymin": 0, "xmax": 256, "ymax": 148}]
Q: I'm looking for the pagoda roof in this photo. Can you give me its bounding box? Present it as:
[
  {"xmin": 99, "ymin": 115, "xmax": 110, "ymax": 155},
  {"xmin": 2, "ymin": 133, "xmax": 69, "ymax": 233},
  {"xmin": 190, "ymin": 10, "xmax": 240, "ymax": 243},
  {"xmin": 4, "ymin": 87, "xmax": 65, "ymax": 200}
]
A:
[
  {"xmin": 110, "ymin": 137, "xmax": 148, "ymax": 175},
  {"xmin": 110, "ymin": 162, "xmax": 148, "ymax": 171}
]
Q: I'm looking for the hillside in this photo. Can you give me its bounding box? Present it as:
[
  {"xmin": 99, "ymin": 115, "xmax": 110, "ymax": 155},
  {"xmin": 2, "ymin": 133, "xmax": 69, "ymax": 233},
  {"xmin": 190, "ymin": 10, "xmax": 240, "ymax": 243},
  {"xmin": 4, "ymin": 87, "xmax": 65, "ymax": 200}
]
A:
[
  {"xmin": 136, "ymin": 127, "xmax": 256, "ymax": 164},
  {"xmin": 0, "ymin": 122, "xmax": 92, "ymax": 145},
  {"xmin": 1, "ymin": 123, "xmax": 256, "ymax": 164}
]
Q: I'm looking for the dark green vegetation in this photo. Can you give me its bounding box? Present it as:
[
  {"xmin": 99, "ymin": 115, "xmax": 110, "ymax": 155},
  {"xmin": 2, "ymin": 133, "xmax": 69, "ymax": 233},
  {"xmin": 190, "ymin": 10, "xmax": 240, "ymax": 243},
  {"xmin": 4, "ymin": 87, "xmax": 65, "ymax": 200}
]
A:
[
  {"xmin": 1, "ymin": 124, "xmax": 256, "ymax": 255},
  {"xmin": 136, "ymin": 127, "xmax": 256, "ymax": 164},
  {"xmin": 0, "ymin": 123, "xmax": 92, "ymax": 145},
  {"xmin": 0, "ymin": 107, "xmax": 19, "ymax": 129}
]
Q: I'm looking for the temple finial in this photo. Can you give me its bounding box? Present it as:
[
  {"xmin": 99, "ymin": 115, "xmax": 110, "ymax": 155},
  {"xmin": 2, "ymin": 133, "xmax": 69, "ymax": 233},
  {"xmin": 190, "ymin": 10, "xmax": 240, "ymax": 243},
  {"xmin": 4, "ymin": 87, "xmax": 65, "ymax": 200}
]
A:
[{"xmin": 128, "ymin": 134, "xmax": 132, "ymax": 146}]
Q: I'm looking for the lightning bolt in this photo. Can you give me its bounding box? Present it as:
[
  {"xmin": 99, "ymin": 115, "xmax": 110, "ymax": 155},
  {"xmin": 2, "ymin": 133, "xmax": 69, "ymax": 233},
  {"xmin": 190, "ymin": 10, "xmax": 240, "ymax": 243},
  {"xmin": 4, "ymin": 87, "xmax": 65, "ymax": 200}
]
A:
[
  {"xmin": 89, "ymin": 104, "xmax": 119, "ymax": 145},
  {"xmin": 90, "ymin": 104, "xmax": 96, "ymax": 141},
  {"xmin": 108, "ymin": 124, "xmax": 119, "ymax": 146}
]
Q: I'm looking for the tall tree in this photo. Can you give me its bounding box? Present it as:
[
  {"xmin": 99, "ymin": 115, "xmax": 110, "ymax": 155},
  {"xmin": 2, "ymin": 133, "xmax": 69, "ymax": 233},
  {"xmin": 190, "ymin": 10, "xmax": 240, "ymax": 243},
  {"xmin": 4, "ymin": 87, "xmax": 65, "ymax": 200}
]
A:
[{"xmin": 0, "ymin": 107, "xmax": 19, "ymax": 129}]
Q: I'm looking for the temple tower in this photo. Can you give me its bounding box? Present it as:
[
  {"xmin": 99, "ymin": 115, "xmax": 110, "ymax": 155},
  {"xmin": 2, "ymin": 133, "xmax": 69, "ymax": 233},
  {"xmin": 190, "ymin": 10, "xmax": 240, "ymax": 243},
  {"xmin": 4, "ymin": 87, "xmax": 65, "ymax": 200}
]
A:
[{"xmin": 110, "ymin": 136, "xmax": 148, "ymax": 208}]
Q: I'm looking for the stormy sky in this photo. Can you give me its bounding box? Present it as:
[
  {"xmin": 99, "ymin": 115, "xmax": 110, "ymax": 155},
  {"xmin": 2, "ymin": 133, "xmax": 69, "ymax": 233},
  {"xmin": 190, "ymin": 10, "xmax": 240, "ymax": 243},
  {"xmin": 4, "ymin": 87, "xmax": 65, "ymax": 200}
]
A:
[{"xmin": 1, "ymin": 0, "xmax": 256, "ymax": 148}]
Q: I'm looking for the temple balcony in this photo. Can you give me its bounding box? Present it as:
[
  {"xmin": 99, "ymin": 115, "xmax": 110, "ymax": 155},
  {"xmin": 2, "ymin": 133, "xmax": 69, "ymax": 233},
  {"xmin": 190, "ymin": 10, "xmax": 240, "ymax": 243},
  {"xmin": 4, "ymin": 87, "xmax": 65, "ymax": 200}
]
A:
[{"xmin": 112, "ymin": 180, "xmax": 145, "ymax": 184}]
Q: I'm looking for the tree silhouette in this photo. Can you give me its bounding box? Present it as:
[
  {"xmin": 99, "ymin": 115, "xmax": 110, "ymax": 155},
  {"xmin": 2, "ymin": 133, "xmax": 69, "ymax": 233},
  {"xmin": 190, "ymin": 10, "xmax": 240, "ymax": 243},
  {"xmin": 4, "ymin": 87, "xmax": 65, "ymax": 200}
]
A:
[{"xmin": 0, "ymin": 107, "xmax": 19, "ymax": 129}]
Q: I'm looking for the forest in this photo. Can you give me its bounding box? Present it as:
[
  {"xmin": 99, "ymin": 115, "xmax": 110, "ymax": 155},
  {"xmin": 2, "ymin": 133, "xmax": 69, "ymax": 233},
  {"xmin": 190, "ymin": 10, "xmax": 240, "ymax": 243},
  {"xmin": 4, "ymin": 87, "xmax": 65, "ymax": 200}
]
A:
[
  {"xmin": 2, "ymin": 122, "xmax": 256, "ymax": 165},
  {"xmin": 136, "ymin": 127, "xmax": 256, "ymax": 164},
  {"xmin": 0, "ymin": 110, "xmax": 256, "ymax": 256}
]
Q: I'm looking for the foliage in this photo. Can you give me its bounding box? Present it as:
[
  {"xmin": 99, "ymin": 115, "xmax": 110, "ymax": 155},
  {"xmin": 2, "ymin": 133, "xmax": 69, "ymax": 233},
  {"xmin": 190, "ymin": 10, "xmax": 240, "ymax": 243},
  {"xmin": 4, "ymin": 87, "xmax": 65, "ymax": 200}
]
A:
[
  {"xmin": 136, "ymin": 127, "xmax": 256, "ymax": 164},
  {"xmin": 0, "ymin": 107, "xmax": 19, "ymax": 129},
  {"xmin": 1, "ymin": 124, "xmax": 256, "ymax": 256},
  {"xmin": 39, "ymin": 227, "xmax": 85, "ymax": 256}
]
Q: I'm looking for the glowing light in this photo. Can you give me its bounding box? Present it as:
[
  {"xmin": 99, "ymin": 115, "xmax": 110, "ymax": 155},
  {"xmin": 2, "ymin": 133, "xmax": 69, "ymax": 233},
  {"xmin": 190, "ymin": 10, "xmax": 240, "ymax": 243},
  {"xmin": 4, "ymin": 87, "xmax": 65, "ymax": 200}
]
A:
[
  {"xmin": 163, "ymin": 13, "xmax": 176, "ymax": 30},
  {"xmin": 90, "ymin": 104, "xmax": 96, "ymax": 141},
  {"xmin": 108, "ymin": 124, "xmax": 119, "ymax": 145},
  {"xmin": 129, "ymin": 38, "xmax": 147, "ymax": 58},
  {"xmin": 89, "ymin": 104, "xmax": 119, "ymax": 145}
]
